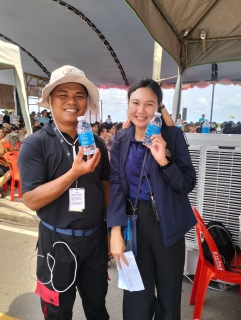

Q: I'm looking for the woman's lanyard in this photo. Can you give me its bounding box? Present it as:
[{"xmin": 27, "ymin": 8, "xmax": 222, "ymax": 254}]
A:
[
  {"xmin": 52, "ymin": 122, "xmax": 85, "ymax": 212},
  {"xmin": 133, "ymin": 148, "xmax": 159, "ymax": 222}
]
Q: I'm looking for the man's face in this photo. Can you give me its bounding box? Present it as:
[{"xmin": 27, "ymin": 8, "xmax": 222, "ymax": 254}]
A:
[
  {"xmin": 50, "ymin": 83, "xmax": 88, "ymax": 127},
  {"xmin": 42, "ymin": 111, "xmax": 47, "ymax": 117}
]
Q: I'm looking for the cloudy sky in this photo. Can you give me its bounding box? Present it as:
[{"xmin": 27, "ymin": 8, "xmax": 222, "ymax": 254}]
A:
[
  {"xmin": 99, "ymin": 84, "xmax": 241, "ymax": 124},
  {"xmin": 4, "ymin": 83, "xmax": 239, "ymax": 125}
]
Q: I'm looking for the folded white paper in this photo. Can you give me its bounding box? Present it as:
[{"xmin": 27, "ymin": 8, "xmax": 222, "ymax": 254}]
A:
[{"xmin": 117, "ymin": 251, "xmax": 145, "ymax": 292}]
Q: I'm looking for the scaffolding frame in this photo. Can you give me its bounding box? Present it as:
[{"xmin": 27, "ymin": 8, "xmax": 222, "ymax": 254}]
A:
[{"xmin": 25, "ymin": 73, "xmax": 49, "ymax": 109}]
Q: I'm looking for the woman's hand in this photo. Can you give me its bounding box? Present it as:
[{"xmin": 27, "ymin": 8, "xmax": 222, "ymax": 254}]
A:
[
  {"xmin": 144, "ymin": 134, "xmax": 168, "ymax": 166},
  {"xmin": 110, "ymin": 226, "xmax": 129, "ymax": 268}
]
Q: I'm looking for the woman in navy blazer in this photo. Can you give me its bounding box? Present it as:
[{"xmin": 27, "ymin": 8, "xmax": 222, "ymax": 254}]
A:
[{"xmin": 107, "ymin": 78, "xmax": 196, "ymax": 320}]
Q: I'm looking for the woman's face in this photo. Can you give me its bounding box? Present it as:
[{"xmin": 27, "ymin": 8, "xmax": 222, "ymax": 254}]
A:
[
  {"xmin": 109, "ymin": 125, "xmax": 116, "ymax": 135},
  {"xmin": 128, "ymin": 87, "xmax": 158, "ymax": 129}
]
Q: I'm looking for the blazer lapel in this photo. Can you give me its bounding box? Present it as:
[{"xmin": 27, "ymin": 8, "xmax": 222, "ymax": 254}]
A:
[{"xmin": 119, "ymin": 126, "xmax": 134, "ymax": 195}]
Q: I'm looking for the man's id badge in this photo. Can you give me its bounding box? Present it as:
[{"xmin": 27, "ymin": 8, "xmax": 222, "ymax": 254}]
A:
[{"xmin": 69, "ymin": 188, "xmax": 85, "ymax": 211}]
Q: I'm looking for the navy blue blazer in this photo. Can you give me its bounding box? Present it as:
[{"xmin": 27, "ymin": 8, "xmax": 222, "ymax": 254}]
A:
[{"xmin": 107, "ymin": 125, "xmax": 197, "ymax": 247}]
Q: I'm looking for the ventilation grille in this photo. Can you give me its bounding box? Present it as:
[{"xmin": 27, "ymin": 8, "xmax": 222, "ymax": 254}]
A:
[
  {"xmin": 202, "ymin": 149, "xmax": 241, "ymax": 245},
  {"xmin": 186, "ymin": 148, "xmax": 201, "ymax": 243}
]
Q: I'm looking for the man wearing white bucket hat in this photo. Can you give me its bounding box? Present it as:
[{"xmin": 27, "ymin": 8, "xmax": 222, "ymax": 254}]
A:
[{"xmin": 18, "ymin": 66, "xmax": 110, "ymax": 320}]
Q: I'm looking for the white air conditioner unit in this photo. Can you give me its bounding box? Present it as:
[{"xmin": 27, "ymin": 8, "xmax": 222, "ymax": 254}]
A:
[{"xmin": 184, "ymin": 133, "xmax": 241, "ymax": 274}]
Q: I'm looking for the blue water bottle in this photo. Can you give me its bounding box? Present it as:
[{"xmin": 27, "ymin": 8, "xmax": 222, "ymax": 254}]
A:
[
  {"xmin": 202, "ymin": 120, "xmax": 210, "ymax": 134},
  {"xmin": 143, "ymin": 112, "xmax": 162, "ymax": 145},
  {"xmin": 77, "ymin": 116, "xmax": 96, "ymax": 155}
]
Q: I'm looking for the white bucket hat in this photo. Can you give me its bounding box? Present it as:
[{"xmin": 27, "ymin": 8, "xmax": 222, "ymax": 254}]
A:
[{"xmin": 37, "ymin": 65, "xmax": 99, "ymax": 110}]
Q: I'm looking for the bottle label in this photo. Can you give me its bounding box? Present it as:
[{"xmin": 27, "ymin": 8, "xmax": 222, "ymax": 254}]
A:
[
  {"xmin": 145, "ymin": 124, "xmax": 161, "ymax": 136},
  {"xmin": 202, "ymin": 127, "xmax": 210, "ymax": 134},
  {"xmin": 78, "ymin": 132, "xmax": 95, "ymax": 146}
]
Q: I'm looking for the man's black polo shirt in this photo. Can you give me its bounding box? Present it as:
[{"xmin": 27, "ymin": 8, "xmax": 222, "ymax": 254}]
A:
[{"xmin": 18, "ymin": 122, "xmax": 110, "ymax": 229}]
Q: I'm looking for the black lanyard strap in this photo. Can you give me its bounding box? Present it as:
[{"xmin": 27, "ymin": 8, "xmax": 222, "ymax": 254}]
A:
[
  {"xmin": 134, "ymin": 149, "xmax": 159, "ymax": 222},
  {"xmin": 52, "ymin": 122, "xmax": 75, "ymax": 166},
  {"xmin": 133, "ymin": 148, "xmax": 148, "ymax": 212}
]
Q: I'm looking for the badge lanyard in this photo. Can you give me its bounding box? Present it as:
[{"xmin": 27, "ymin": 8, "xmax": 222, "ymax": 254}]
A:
[
  {"xmin": 52, "ymin": 122, "xmax": 85, "ymax": 211},
  {"xmin": 134, "ymin": 148, "xmax": 159, "ymax": 222}
]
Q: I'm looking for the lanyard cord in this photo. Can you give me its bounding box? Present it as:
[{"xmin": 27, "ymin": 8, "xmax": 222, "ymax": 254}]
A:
[
  {"xmin": 133, "ymin": 149, "xmax": 148, "ymax": 212},
  {"xmin": 143, "ymin": 168, "xmax": 154, "ymax": 200},
  {"xmin": 53, "ymin": 121, "xmax": 79, "ymax": 147},
  {"xmin": 52, "ymin": 122, "xmax": 79, "ymax": 187},
  {"xmin": 52, "ymin": 122, "xmax": 78, "ymax": 166}
]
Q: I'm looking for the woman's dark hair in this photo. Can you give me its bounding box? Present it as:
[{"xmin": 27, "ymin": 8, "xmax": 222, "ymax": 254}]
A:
[
  {"xmin": 117, "ymin": 122, "xmax": 123, "ymax": 130},
  {"xmin": 107, "ymin": 123, "xmax": 115, "ymax": 131},
  {"xmin": 235, "ymin": 125, "xmax": 241, "ymax": 134},
  {"xmin": 127, "ymin": 78, "xmax": 163, "ymax": 105},
  {"xmin": 33, "ymin": 125, "xmax": 42, "ymax": 133},
  {"xmin": 98, "ymin": 126, "xmax": 107, "ymax": 136},
  {"xmin": 11, "ymin": 125, "xmax": 19, "ymax": 132}
]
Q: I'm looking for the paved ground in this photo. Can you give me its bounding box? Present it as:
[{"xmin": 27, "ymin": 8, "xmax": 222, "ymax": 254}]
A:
[
  {"xmin": 1, "ymin": 188, "xmax": 241, "ymax": 319},
  {"xmin": 0, "ymin": 189, "xmax": 39, "ymax": 227}
]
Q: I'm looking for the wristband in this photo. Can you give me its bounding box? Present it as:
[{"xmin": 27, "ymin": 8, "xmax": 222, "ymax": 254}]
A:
[{"xmin": 159, "ymin": 156, "xmax": 173, "ymax": 171}]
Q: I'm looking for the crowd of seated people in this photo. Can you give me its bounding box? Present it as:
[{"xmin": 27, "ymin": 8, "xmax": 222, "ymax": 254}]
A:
[
  {"xmin": 0, "ymin": 109, "xmax": 53, "ymax": 197},
  {"xmin": 90, "ymin": 121, "xmax": 123, "ymax": 160},
  {"xmin": 0, "ymin": 124, "xmax": 15, "ymax": 197},
  {"xmin": 183, "ymin": 120, "xmax": 241, "ymax": 134},
  {"xmin": 221, "ymin": 121, "xmax": 241, "ymax": 134}
]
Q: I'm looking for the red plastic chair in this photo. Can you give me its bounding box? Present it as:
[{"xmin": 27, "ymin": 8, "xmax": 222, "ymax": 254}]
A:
[
  {"xmin": 190, "ymin": 207, "xmax": 241, "ymax": 319},
  {"xmin": 3, "ymin": 183, "xmax": 8, "ymax": 192},
  {"xmin": 3, "ymin": 151, "xmax": 22, "ymax": 201},
  {"xmin": 14, "ymin": 141, "xmax": 22, "ymax": 150},
  {"xmin": 2, "ymin": 140, "xmax": 14, "ymax": 151}
]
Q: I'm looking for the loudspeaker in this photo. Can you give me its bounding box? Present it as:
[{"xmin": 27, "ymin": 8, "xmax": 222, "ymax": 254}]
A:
[{"xmin": 182, "ymin": 108, "xmax": 187, "ymax": 121}]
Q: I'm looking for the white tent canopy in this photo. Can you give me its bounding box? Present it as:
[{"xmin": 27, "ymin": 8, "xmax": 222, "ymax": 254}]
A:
[
  {"xmin": 126, "ymin": 0, "xmax": 241, "ymax": 74},
  {"xmin": 0, "ymin": 40, "xmax": 31, "ymax": 134},
  {"xmin": 1, "ymin": 0, "xmax": 241, "ymax": 90}
]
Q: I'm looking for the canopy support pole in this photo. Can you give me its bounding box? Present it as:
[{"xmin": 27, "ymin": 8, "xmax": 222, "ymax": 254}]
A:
[
  {"xmin": 172, "ymin": 69, "xmax": 182, "ymax": 123},
  {"xmin": 210, "ymin": 83, "xmax": 215, "ymax": 123},
  {"xmin": 152, "ymin": 42, "xmax": 163, "ymax": 83}
]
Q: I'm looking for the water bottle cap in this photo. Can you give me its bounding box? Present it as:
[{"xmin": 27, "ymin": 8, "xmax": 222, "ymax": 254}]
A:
[
  {"xmin": 154, "ymin": 112, "xmax": 161, "ymax": 117},
  {"xmin": 77, "ymin": 116, "xmax": 85, "ymax": 121}
]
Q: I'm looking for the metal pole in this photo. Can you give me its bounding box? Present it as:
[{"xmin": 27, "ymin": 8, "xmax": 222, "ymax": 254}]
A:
[
  {"xmin": 210, "ymin": 83, "xmax": 215, "ymax": 123},
  {"xmin": 100, "ymin": 100, "xmax": 103, "ymax": 122}
]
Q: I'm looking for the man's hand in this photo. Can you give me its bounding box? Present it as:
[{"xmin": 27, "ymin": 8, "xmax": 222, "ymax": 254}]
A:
[
  {"xmin": 122, "ymin": 119, "xmax": 131, "ymax": 129},
  {"xmin": 71, "ymin": 146, "xmax": 101, "ymax": 179}
]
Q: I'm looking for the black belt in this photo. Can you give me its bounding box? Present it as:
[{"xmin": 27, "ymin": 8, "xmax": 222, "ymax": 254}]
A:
[{"xmin": 41, "ymin": 220, "xmax": 101, "ymax": 237}]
